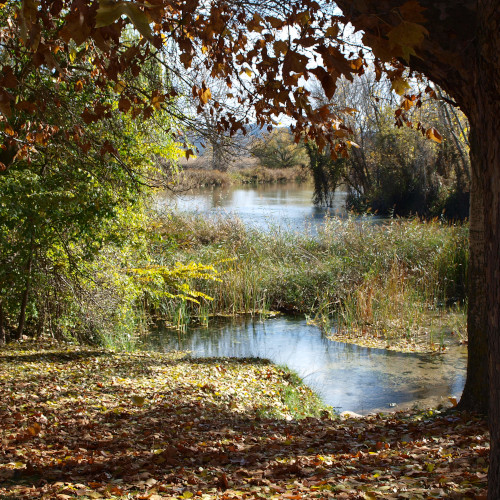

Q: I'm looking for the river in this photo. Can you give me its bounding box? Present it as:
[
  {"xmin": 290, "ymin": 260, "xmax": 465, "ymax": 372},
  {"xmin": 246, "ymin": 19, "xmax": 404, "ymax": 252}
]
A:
[
  {"xmin": 158, "ymin": 182, "xmax": 349, "ymax": 234},
  {"xmin": 153, "ymin": 182, "xmax": 467, "ymax": 414}
]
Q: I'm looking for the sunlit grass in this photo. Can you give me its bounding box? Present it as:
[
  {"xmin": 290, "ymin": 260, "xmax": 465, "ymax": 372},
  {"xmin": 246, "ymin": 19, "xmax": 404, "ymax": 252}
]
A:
[{"xmin": 152, "ymin": 213, "xmax": 468, "ymax": 351}]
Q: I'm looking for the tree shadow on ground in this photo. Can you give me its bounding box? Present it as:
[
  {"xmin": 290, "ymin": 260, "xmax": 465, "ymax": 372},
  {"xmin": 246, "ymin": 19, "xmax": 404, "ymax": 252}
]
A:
[{"xmin": 0, "ymin": 350, "xmax": 488, "ymax": 499}]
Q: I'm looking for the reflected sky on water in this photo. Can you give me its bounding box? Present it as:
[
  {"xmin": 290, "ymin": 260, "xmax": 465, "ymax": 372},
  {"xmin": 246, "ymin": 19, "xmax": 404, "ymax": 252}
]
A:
[
  {"xmin": 145, "ymin": 316, "xmax": 466, "ymax": 415},
  {"xmin": 157, "ymin": 183, "xmax": 350, "ymax": 234}
]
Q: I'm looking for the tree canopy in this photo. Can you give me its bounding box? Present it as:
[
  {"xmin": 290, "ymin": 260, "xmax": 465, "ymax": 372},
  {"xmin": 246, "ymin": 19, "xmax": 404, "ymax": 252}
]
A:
[
  {"xmin": 0, "ymin": 0, "xmax": 445, "ymax": 168},
  {"xmin": 2, "ymin": 0, "xmax": 500, "ymax": 496}
]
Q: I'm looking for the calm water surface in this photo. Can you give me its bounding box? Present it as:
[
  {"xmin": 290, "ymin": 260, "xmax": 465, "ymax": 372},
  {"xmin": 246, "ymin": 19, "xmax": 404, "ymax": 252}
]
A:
[
  {"xmin": 146, "ymin": 316, "xmax": 467, "ymax": 415},
  {"xmin": 158, "ymin": 183, "xmax": 349, "ymax": 234}
]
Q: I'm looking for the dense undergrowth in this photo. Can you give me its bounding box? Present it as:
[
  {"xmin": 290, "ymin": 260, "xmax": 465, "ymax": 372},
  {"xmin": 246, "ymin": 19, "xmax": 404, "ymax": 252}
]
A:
[
  {"xmin": 156, "ymin": 213, "xmax": 468, "ymax": 351},
  {"xmin": 2, "ymin": 194, "xmax": 468, "ymax": 352}
]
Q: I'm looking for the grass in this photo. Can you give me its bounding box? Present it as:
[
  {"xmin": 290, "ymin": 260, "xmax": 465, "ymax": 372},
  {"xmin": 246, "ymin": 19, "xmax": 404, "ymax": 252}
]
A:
[
  {"xmin": 257, "ymin": 364, "xmax": 334, "ymax": 420},
  {"xmin": 151, "ymin": 213, "xmax": 468, "ymax": 352}
]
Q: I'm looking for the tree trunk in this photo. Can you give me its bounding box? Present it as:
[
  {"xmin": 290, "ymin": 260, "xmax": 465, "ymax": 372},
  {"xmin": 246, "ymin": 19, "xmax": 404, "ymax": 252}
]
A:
[
  {"xmin": 0, "ymin": 300, "xmax": 5, "ymax": 344},
  {"xmin": 457, "ymin": 129, "xmax": 488, "ymax": 414},
  {"xmin": 468, "ymin": 2, "xmax": 500, "ymax": 496},
  {"xmin": 477, "ymin": 107, "xmax": 500, "ymax": 500},
  {"xmin": 35, "ymin": 302, "xmax": 46, "ymax": 339},
  {"xmin": 16, "ymin": 238, "xmax": 34, "ymax": 340}
]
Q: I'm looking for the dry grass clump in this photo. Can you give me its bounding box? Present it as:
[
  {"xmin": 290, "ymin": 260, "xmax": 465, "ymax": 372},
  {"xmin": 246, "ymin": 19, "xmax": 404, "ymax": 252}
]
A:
[
  {"xmin": 165, "ymin": 164, "xmax": 310, "ymax": 190},
  {"xmin": 170, "ymin": 168, "xmax": 231, "ymax": 188},
  {"xmin": 232, "ymin": 165, "xmax": 310, "ymax": 184}
]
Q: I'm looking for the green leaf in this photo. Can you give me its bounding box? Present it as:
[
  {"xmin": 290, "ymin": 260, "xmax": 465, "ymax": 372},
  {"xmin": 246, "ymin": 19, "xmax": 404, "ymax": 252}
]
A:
[
  {"xmin": 387, "ymin": 21, "xmax": 428, "ymax": 61},
  {"xmin": 391, "ymin": 76, "xmax": 410, "ymax": 96}
]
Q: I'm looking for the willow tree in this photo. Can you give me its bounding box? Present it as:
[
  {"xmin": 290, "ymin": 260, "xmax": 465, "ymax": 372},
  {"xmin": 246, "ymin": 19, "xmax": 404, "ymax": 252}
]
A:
[{"xmin": 1, "ymin": 0, "xmax": 499, "ymax": 495}]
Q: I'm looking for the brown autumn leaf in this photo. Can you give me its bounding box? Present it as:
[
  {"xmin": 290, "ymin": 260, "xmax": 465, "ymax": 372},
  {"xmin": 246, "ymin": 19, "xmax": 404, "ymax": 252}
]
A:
[
  {"xmin": 363, "ymin": 33, "xmax": 395, "ymax": 63},
  {"xmin": 100, "ymin": 140, "xmax": 118, "ymax": 156},
  {"xmin": 402, "ymin": 97, "xmax": 414, "ymax": 110},
  {"xmin": 0, "ymin": 89, "xmax": 13, "ymax": 118},
  {"xmin": 273, "ymin": 40, "xmax": 288, "ymax": 56},
  {"xmin": 325, "ymin": 25, "xmax": 340, "ymax": 38},
  {"xmin": 118, "ymin": 97, "xmax": 131, "ymax": 112},
  {"xmin": 311, "ymin": 67, "xmax": 336, "ymax": 100},
  {"xmin": 81, "ymin": 108, "xmax": 98, "ymax": 124},
  {"xmin": 27, "ymin": 422, "xmax": 41, "ymax": 435},
  {"xmin": 59, "ymin": 10, "xmax": 91, "ymax": 45},
  {"xmin": 266, "ymin": 16, "xmax": 283, "ymax": 29},
  {"xmin": 3, "ymin": 123, "xmax": 15, "ymax": 136},
  {"xmin": 200, "ymin": 88, "xmax": 211, "ymax": 105},
  {"xmin": 283, "ymin": 50, "xmax": 309, "ymax": 74},
  {"xmin": 0, "ymin": 66, "xmax": 18, "ymax": 88},
  {"xmin": 399, "ymin": 0, "xmax": 427, "ymax": 23},
  {"xmin": 15, "ymin": 100, "xmax": 37, "ymax": 113}
]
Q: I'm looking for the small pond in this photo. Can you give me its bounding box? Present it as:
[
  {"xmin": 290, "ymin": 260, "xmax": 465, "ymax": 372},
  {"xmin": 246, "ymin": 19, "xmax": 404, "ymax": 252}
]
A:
[{"xmin": 145, "ymin": 316, "xmax": 467, "ymax": 415}]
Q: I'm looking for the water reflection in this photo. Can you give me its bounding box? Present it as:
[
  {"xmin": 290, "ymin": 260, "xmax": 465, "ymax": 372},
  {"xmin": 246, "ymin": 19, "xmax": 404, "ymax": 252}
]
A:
[
  {"xmin": 145, "ymin": 316, "xmax": 466, "ymax": 415},
  {"xmin": 157, "ymin": 183, "xmax": 347, "ymax": 234}
]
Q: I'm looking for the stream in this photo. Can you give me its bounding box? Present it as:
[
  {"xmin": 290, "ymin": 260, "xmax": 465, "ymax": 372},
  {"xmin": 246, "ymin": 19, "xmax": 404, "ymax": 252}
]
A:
[
  {"xmin": 154, "ymin": 182, "xmax": 467, "ymax": 414},
  {"xmin": 145, "ymin": 316, "xmax": 466, "ymax": 415}
]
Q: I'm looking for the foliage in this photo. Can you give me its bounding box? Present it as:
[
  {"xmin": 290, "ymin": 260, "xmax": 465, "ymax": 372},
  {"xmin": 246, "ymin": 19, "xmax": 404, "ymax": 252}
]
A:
[
  {"xmin": 0, "ymin": 194, "xmax": 224, "ymax": 345},
  {"xmin": 1, "ymin": 0, "xmax": 444, "ymax": 168},
  {"xmin": 345, "ymin": 112, "xmax": 443, "ymax": 216},
  {"xmin": 0, "ymin": 95, "xmax": 179, "ymax": 341},
  {"xmin": 0, "ymin": 1, "xmax": 224, "ymax": 345},
  {"xmin": 0, "ymin": 340, "xmax": 488, "ymax": 499},
  {"xmin": 250, "ymin": 129, "xmax": 308, "ymax": 169},
  {"xmin": 233, "ymin": 165, "xmax": 309, "ymax": 184}
]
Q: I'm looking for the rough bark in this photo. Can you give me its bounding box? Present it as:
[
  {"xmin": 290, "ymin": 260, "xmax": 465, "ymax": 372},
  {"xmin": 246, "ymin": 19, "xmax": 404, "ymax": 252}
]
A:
[
  {"xmin": 476, "ymin": 109, "xmax": 500, "ymax": 496},
  {"xmin": 473, "ymin": 3, "xmax": 500, "ymax": 497},
  {"xmin": 457, "ymin": 130, "xmax": 488, "ymax": 414}
]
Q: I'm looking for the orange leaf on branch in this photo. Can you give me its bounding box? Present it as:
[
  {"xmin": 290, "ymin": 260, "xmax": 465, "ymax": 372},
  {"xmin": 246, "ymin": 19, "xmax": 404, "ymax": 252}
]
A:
[{"xmin": 426, "ymin": 127, "xmax": 442, "ymax": 143}]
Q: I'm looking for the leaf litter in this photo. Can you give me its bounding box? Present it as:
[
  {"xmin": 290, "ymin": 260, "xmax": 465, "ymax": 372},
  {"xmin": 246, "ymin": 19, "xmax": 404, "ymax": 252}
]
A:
[{"xmin": 0, "ymin": 340, "xmax": 488, "ymax": 499}]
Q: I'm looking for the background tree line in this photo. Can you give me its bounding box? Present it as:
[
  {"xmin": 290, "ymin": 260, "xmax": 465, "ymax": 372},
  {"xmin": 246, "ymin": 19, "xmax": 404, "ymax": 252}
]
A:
[{"xmin": 247, "ymin": 75, "xmax": 471, "ymax": 219}]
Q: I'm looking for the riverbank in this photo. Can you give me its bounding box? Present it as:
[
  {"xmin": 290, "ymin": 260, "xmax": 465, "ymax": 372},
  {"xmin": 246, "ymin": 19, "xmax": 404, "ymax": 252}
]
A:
[
  {"xmin": 156, "ymin": 213, "xmax": 468, "ymax": 353},
  {"xmin": 0, "ymin": 340, "xmax": 487, "ymax": 499},
  {"xmin": 169, "ymin": 165, "xmax": 310, "ymax": 189}
]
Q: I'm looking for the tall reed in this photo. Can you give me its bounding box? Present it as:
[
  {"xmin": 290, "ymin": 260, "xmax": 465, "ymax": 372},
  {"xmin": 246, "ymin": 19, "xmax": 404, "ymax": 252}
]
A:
[{"xmin": 150, "ymin": 213, "xmax": 468, "ymax": 345}]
